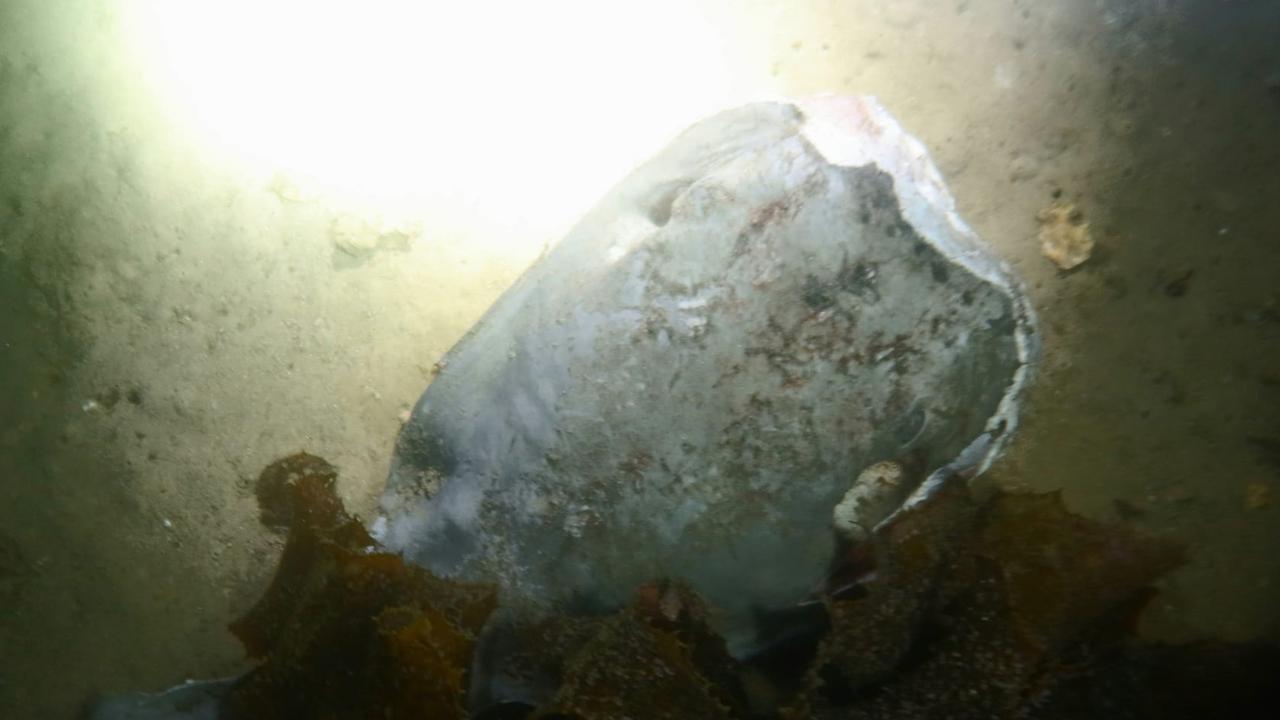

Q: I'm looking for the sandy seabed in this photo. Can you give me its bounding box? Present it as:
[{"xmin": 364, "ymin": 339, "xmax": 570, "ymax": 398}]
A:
[{"xmin": 1, "ymin": 2, "xmax": 1278, "ymax": 717}]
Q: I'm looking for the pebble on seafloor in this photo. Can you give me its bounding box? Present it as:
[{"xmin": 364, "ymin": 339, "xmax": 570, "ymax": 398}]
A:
[{"xmin": 1037, "ymin": 201, "xmax": 1094, "ymax": 270}]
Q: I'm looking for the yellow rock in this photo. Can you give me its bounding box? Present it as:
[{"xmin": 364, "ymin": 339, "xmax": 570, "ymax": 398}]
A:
[{"xmin": 1037, "ymin": 202, "xmax": 1094, "ymax": 270}]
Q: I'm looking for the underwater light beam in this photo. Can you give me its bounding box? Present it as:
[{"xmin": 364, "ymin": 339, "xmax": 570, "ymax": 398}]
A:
[{"xmin": 121, "ymin": 0, "xmax": 752, "ymax": 242}]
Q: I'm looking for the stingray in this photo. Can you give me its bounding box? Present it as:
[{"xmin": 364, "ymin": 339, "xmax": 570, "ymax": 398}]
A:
[{"xmin": 375, "ymin": 96, "xmax": 1037, "ymax": 658}]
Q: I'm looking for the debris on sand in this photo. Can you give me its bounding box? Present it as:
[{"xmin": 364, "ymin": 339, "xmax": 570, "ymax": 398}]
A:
[
  {"xmin": 1037, "ymin": 201, "xmax": 1094, "ymax": 270},
  {"xmin": 1163, "ymin": 268, "xmax": 1195, "ymax": 298},
  {"xmin": 331, "ymin": 214, "xmax": 418, "ymax": 262},
  {"xmin": 1245, "ymin": 482, "xmax": 1272, "ymax": 511}
]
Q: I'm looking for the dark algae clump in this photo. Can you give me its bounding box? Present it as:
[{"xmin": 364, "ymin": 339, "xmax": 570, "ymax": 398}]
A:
[
  {"xmin": 218, "ymin": 455, "xmax": 1279, "ymax": 719},
  {"xmin": 229, "ymin": 454, "xmax": 498, "ymax": 719}
]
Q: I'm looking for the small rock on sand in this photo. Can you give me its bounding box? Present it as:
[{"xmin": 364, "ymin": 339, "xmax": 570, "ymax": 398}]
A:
[{"xmin": 1037, "ymin": 201, "xmax": 1094, "ymax": 270}]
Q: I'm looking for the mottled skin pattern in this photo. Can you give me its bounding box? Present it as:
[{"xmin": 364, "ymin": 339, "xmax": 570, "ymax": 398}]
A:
[{"xmin": 378, "ymin": 98, "xmax": 1036, "ymax": 657}]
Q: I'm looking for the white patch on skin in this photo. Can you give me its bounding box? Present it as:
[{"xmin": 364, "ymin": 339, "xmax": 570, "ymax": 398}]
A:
[{"xmin": 833, "ymin": 460, "xmax": 906, "ymax": 543}]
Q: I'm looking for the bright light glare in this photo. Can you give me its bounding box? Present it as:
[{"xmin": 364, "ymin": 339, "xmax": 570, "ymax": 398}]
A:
[{"xmin": 121, "ymin": 0, "xmax": 757, "ymax": 243}]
